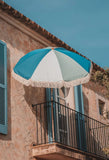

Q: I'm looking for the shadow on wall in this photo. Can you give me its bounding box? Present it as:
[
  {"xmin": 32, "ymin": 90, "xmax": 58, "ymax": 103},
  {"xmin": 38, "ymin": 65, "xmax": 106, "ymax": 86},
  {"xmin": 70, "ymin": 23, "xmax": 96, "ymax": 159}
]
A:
[
  {"xmin": 0, "ymin": 48, "xmax": 12, "ymax": 140},
  {"xmin": 23, "ymin": 86, "xmax": 46, "ymax": 106},
  {"xmin": 23, "ymin": 86, "xmax": 47, "ymax": 145},
  {"xmin": 23, "ymin": 85, "xmax": 47, "ymax": 122}
]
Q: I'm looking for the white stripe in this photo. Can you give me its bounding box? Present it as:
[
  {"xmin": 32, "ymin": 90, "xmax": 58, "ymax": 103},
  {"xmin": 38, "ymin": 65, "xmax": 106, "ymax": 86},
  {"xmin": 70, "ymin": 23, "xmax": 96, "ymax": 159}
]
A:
[{"xmin": 31, "ymin": 50, "xmax": 63, "ymax": 82}]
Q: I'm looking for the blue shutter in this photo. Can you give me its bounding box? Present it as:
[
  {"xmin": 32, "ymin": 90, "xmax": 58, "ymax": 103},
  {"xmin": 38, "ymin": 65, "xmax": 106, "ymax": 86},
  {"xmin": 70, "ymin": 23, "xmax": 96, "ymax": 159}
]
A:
[
  {"xmin": 74, "ymin": 85, "xmax": 86, "ymax": 151},
  {"xmin": 0, "ymin": 40, "xmax": 7, "ymax": 134},
  {"xmin": 74, "ymin": 85, "xmax": 85, "ymax": 113},
  {"xmin": 46, "ymin": 88, "xmax": 52, "ymax": 143}
]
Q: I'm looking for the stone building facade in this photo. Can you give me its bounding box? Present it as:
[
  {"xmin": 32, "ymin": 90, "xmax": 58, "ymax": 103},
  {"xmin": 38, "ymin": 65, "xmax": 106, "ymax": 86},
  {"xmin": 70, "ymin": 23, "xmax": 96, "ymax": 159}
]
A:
[{"xmin": 0, "ymin": 1, "xmax": 109, "ymax": 160}]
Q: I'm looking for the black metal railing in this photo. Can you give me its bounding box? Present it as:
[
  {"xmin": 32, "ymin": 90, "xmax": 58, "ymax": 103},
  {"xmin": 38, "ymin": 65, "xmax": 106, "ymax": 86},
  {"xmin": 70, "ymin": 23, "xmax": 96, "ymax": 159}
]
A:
[{"xmin": 32, "ymin": 101, "xmax": 109, "ymax": 159}]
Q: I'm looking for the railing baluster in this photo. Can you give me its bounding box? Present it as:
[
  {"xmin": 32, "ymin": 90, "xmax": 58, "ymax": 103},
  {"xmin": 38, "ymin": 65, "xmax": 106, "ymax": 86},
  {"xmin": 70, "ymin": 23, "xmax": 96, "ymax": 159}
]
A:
[
  {"xmin": 44, "ymin": 103, "xmax": 46, "ymax": 144},
  {"xmin": 36, "ymin": 105, "xmax": 38, "ymax": 144},
  {"xmin": 92, "ymin": 118, "xmax": 95, "ymax": 154},
  {"xmin": 40, "ymin": 104, "xmax": 42, "ymax": 144},
  {"xmin": 71, "ymin": 110, "xmax": 73, "ymax": 147},
  {"xmin": 70, "ymin": 109, "xmax": 72, "ymax": 147},
  {"xmin": 67, "ymin": 107, "xmax": 70, "ymax": 146}
]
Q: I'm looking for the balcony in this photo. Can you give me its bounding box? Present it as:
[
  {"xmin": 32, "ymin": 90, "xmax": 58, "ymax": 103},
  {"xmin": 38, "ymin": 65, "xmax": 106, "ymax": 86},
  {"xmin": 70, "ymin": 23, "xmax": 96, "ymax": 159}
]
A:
[{"xmin": 32, "ymin": 101, "xmax": 109, "ymax": 160}]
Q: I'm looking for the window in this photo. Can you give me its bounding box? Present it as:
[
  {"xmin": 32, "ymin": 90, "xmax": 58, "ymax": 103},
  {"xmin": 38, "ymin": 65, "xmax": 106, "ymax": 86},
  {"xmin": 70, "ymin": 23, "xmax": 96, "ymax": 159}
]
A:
[
  {"xmin": 0, "ymin": 40, "xmax": 7, "ymax": 134},
  {"xmin": 58, "ymin": 114, "xmax": 68, "ymax": 144},
  {"xmin": 55, "ymin": 88, "xmax": 69, "ymax": 144},
  {"xmin": 98, "ymin": 99, "xmax": 105, "ymax": 116}
]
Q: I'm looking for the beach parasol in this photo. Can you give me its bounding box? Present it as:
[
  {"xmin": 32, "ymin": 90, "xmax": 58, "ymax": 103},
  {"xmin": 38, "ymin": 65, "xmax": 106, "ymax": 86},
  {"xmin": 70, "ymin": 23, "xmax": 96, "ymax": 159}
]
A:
[{"xmin": 12, "ymin": 47, "xmax": 92, "ymax": 88}]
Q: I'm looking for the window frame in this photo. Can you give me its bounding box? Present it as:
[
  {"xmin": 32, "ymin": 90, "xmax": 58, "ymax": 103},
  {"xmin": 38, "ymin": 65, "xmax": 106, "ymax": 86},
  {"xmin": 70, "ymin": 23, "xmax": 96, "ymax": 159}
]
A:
[
  {"xmin": 54, "ymin": 88, "xmax": 70, "ymax": 145},
  {"xmin": 96, "ymin": 94, "xmax": 107, "ymax": 119},
  {"xmin": 98, "ymin": 99, "xmax": 105, "ymax": 116}
]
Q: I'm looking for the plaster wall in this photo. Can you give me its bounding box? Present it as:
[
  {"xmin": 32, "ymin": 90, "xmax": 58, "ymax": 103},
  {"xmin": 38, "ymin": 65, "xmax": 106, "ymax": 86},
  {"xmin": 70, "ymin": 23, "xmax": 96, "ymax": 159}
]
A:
[{"xmin": 83, "ymin": 81, "xmax": 109, "ymax": 124}]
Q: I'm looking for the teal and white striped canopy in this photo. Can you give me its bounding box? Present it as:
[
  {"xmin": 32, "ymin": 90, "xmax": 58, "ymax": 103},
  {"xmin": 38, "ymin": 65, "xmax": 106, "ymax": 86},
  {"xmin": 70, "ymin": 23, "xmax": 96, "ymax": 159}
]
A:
[{"xmin": 12, "ymin": 47, "xmax": 92, "ymax": 88}]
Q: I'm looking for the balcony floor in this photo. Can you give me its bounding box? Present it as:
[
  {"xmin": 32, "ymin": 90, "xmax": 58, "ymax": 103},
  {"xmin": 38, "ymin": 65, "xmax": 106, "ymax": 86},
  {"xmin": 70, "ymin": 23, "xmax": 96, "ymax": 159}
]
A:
[{"xmin": 32, "ymin": 143, "xmax": 107, "ymax": 160}]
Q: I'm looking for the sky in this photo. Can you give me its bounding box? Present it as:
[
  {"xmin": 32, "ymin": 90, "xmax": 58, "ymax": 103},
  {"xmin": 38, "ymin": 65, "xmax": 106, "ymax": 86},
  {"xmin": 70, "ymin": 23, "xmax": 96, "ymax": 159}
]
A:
[{"xmin": 3, "ymin": 0, "xmax": 109, "ymax": 68}]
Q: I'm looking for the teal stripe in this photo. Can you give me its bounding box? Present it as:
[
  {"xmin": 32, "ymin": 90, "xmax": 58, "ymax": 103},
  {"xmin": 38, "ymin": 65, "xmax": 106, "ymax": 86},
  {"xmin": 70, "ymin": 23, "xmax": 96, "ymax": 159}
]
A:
[
  {"xmin": 55, "ymin": 50, "xmax": 88, "ymax": 81},
  {"xmin": 14, "ymin": 48, "xmax": 51, "ymax": 80},
  {"xmin": 55, "ymin": 48, "xmax": 91, "ymax": 73}
]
